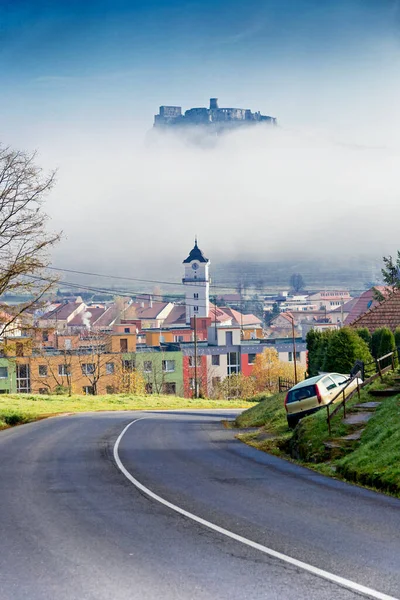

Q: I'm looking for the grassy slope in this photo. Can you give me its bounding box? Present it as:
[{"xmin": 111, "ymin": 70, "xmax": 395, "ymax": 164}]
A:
[
  {"xmin": 0, "ymin": 393, "xmax": 255, "ymax": 429},
  {"xmin": 234, "ymin": 376, "xmax": 400, "ymax": 495}
]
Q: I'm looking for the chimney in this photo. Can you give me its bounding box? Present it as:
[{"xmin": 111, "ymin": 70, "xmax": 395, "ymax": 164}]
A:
[
  {"xmin": 210, "ymin": 98, "xmax": 218, "ymax": 110},
  {"xmin": 149, "ymin": 296, "xmax": 153, "ymax": 308}
]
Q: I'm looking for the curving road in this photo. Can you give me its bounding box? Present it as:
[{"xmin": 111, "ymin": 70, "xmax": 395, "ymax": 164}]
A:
[{"xmin": 0, "ymin": 410, "xmax": 400, "ymax": 600}]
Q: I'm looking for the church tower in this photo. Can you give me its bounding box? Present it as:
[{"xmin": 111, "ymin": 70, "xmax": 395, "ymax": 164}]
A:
[{"xmin": 182, "ymin": 239, "xmax": 210, "ymax": 324}]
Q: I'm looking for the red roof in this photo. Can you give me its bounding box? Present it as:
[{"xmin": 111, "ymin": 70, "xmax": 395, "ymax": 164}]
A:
[
  {"xmin": 345, "ymin": 287, "xmax": 388, "ymax": 326},
  {"xmin": 40, "ymin": 302, "xmax": 85, "ymax": 321},
  {"xmin": 163, "ymin": 305, "xmax": 187, "ymax": 326},
  {"xmin": 349, "ymin": 288, "xmax": 400, "ymax": 332},
  {"xmin": 221, "ymin": 307, "xmax": 262, "ymax": 326}
]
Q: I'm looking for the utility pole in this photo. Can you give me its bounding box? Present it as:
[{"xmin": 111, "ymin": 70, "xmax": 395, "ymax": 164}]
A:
[
  {"xmin": 194, "ymin": 314, "xmax": 198, "ymax": 398},
  {"xmin": 289, "ymin": 314, "xmax": 298, "ymax": 384}
]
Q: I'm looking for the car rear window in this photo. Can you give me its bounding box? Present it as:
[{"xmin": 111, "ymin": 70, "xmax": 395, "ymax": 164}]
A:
[{"xmin": 286, "ymin": 384, "xmax": 316, "ymax": 403}]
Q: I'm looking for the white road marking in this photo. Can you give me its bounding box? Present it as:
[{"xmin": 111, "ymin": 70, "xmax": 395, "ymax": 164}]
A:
[{"xmin": 113, "ymin": 418, "xmax": 398, "ymax": 600}]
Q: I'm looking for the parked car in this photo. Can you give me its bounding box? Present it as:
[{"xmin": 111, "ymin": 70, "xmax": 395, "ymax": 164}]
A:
[{"xmin": 284, "ymin": 372, "xmax": 362, "ymax": 428}]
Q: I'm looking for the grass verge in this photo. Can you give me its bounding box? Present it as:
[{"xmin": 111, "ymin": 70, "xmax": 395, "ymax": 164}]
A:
[
  {"xmin": 0, "ymin": 393, "xmax": 255, "ymax": 430},
  {"xmin": 233, "ymin": 374, "xmax": 400, "ymax": 497}
]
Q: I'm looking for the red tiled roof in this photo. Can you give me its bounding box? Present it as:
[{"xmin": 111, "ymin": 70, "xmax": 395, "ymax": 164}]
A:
[
  {"xmin": 208, "ymin": 304, "xmax": 232, "ymax": 324},
  {"xmin": 349, "ymin": 288, "xmax": 400, "ymax": 332},
  {"xmin": 345, "ymin": 287, "xmax": 388, "ymax": 326},
  {"xmin": 68, "ymin": 307, "xmax": 107, "ymax": 327},
  {"xmin": 135, "ymin": 302, "xmax": 171, "ymax": 319},
  {"xmin": 40, "ymin": 302, "xmax": 85, "ymax": 321},
  {"xmin": 221, "ymin": 307, "xmax": 262, "ymax": 326},
  {"xmin": 163, "ymin": 305, "xmax": 187, "ymax": 326}
]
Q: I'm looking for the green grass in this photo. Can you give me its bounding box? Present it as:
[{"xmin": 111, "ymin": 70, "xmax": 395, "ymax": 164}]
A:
[
  {"xmin": 0, "ymin": 393, "xmax": 255, "ymax": 430},
  {"xmin": 234, "ymin": 374, "xmax": 400, "ymax": 496},
  {"xmin": 336, "ymin": 394, "xmax": 400, "ymax": 494},
  {"xmin": 234, "ymin": 392, "xmax": 288, "ymax": 433}
]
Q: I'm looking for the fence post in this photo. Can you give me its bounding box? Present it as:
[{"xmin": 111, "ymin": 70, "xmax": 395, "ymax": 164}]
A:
[
  {"xmin": 327, "ymin": 405, "xmax": 331, "ymax": 437},
  {"xmin": 377, "ymin": 358, "xmax": 383, "ymax": 381},
  {"xmin": 278, "ymin": 377, "xmax": 281, "ymax": 393},
  {"xmin": 343, "ymin": 388, "xmax": 346, "ymax": 419},
  {"xmin": 392, "ymin": 352, "xmax": 395, "ymax": 372}
]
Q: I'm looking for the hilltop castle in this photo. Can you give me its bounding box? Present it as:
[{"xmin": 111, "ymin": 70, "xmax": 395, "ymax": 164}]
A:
[{"xmin": 154, "ymin": 98, "xmax": 277, "ymax": 131}]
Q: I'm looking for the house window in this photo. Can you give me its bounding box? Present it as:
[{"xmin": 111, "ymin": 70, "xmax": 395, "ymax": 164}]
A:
[
  {"xmin": 120, "ymin": 338, "xmax": 128, "ymax": 352},
  {"xmin": 124, "ymin": 327, "xmax": 130, "ymax": 333},
  {"xmin": 163, "ymin": 382, "xmax": 176, "ymax": 395},
  {"xmin": 123, "ymin": 359, "xmax": 135, "ymax": 372},
  {"xmin": 194, "ymin": 306, "xmax": 199, "ymax": 313},
  {"xmin": 16, "ymin": 342, "xmax": 24, "ymax": 357},
  {"xmin": 81, "ymin": 363, "xmax": 95, "ymax": 375},
  {"xmin": 64, "ymin": 339, "xmax": 72, "ymax": 350},
  {"xmin": 288, "ymin": 352, "xmax": 300, "ymax": 362},
  {"xmin": 189, "ymin": 378, "xmax": 195, "ymax": 390},
  {"xmin": 143, "ymin": 361, "xmax": 152, "ymax": 373},
  {"xmin": 83, "ymin": 386, "xmax": 94, "ymax": 395},
  {"xmin": 225, "ymin": 332, "xmax": 233, "ymax": 345},
  {"xmin": 162, "ymin": 360, "xmax": 175, "ymax": 372},
  {"xmin": 145, "ymin": 383, "xmax": 153, "ymax": 394},
  {"xmin": 194, "ymin": 293, "xmax": 199, "ymax": 299},
  {"xmin": 174, "ymin": 335, "xmax": 184, "ymax": 342},
  {"xmin": 0, "ymin": 366, "xmax": 8, "ymax": 378},
  {"xmin": 211, "ymin": 355, "xmax": 220, "ymax": 366},
  {"xmin": 227, "ymin": 352, "xmax": 240, "ymax": 375},
  {"xmin": 58, "ymin": 364, "xmax": 71, "ymax": 376},
  {"xmin": 188, "ymin": 356, "xmax": 201, "ymax": 367},
  {"xmin": 38, "ymin": 365, "xmax": 48, "ymax": 377},
  {"xmin": 248, "ymin": 353, "xmax": 257, "ymax": 365},
  {"xmin": 106, "ymin": 362, "xmax": 115, "ymax": 375},
  {"xmin": 42, "ymin": 331, "xmax": 49, "ymax": 342},
  {"xmin": 16, "ymin": 364, "xmax": 30, "ymax": 393}
]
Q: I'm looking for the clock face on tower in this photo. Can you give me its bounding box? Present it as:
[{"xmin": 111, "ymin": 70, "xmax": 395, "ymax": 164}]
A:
[{"xmin": 192, "ymin": 262, "xmax": 199, "ymax": 271}]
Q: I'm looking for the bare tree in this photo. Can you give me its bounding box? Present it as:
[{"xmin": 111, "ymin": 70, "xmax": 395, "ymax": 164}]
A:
[
  {"xmin": 33, "ymin": 347, "xmax": 73, "ymax": 396},
  {"xmin": 0, "ymin": 146, "xmax": 60, "ymax": 336},
  {"xmin": 78, "ymin": 330, "xmax": 112, "ymax": 395}
]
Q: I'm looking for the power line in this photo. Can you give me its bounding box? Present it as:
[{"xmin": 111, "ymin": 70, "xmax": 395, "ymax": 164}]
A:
[{"xmin": 48, "ymin": 265, "xmax": 280, "ymax": 293}]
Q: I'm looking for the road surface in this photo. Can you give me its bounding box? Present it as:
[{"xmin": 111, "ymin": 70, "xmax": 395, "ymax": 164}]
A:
[{"xmin": 0, "ymin": 410, "xmax": 399, "ymax": 600}]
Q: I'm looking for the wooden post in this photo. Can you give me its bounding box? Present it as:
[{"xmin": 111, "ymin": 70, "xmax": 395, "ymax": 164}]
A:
[
  {"xmin": 377, "ymin": 358, "xmax": 383, "ymax": 381},
  {"xmin": 327, "ymin": 405, "xmax": 331, "ymax": 437},
  {"xmin": 343, "ymin": 389, "xmax": 346, "ymax": 419}
]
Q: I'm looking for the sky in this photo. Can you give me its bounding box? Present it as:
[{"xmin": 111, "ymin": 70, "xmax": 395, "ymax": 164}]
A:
[{"xmin": 1, "ymin": 0, "xmax": 400, "ymax": 282}]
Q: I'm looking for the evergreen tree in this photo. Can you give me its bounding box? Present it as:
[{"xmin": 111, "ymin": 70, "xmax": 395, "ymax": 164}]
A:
[
  {"xmin": 323, "ymin": 327, "xmax": 373, "ymax": 373},
  {"xmin": 394, "ymin": 327, "xmax": 400, "ymax": 349},
  {"xmin": 370, "ymin": 327, "xmax": 395, "ymax": 359},
  {"xmin": 356, "ymin": 327, "xmax": 372, "ymax": 348}
]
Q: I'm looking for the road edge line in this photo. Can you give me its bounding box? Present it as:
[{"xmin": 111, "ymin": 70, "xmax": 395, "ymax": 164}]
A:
[{"xmin": 113, "ymin": 418, "xmax": 398, "ymax": 600}]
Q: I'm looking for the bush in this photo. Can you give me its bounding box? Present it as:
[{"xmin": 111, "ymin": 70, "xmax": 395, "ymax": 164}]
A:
[
  {"xmin": 306, "ymin": 330, "xmax": 334, "ymax": 376},
  {"xmin": 323, "ymin": 327, "xmax": 373, "ymax": 373},
  {"xmin": 370, "ymin": 327, "xmax": 395, "ymax": 362},
  {"xmin": 356, "ymin": 327, "xmax": 372, "ymax": 347}
]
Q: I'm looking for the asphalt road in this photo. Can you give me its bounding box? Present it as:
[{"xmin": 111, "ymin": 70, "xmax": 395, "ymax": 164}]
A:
[{"xmin": 0, "ymin": 410, "xmax": 400, "ymax": 600}]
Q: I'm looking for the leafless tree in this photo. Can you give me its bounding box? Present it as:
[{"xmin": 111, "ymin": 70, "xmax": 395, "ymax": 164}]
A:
[
  {"xmin": 78, "ymin": 330, "xmax": 110, "ymax": 395},
  {"xmin": 0, "ymin": 146, "xmax": 60, "ymax": 336}
]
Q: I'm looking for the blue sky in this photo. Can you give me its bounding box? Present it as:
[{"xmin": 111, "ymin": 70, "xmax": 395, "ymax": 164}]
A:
[
  {"xmin": 1, "ymin": 0, "xmax": 399, "ymax": 130},
  {"xmin": 1, "ymin": 0, "xmax": 400, "ymax": 274}
]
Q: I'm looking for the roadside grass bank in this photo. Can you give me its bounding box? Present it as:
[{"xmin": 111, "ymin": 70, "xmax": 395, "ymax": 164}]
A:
[
  {"xmin": 0, "ymin": 394, "xmax": 255, "ymax": 430},
  {"xmin": 233, "ymin": 375, "xmax": 400, "ymax": 496}
]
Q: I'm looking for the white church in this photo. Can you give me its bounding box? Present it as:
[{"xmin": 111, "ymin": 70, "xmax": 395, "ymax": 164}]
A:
[{"xmin": 182, "ymin": 238, "xmax": 210, "ymax": 324}]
